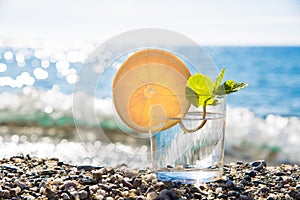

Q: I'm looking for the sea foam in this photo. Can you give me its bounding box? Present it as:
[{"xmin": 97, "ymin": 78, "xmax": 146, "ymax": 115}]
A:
[{"xmin": 0, "ymin": 89, "xmax": 299, "ymax": 164}]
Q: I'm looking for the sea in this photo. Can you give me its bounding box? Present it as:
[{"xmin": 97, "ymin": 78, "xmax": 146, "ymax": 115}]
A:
[{"xmin": 0, "ymin": 39, "xmax": 299, "ymax": 167}]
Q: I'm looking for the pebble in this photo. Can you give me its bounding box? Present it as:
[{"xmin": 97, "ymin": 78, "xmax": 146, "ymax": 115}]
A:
[
  {"xmin": 146, "ymin": 191, "xmax": 157, "ymax": 200},
  {"xmin": 0, "ymin": 156, "xmax": 299, "ymax": 199},
  {"xmin": 225, "ymin": 180, "xmax": 235, "ymax": 188},
  {"xmin": 124, "ymin": 168, "xmax": 138, "ymax": 178},
  {"xmin": 14, "ymin": 179, "xmax": 26, "ymax": 189},
  {"xmin": 78, "ymin": 190, "xmax": 89, "ymax": 199},
  {"xmin": 215, "ymin": 187, "xmax": 222, "ymax": 194},
  {"xmin": 61, "ymin": 192, "xmax": 70, "ymax": 199}
]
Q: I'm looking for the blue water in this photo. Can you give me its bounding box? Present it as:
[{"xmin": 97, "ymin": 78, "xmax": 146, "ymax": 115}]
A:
[
  {"xmin": 0, "ymin": 44, "xmax": 300, "ymax": 122},
  {"xmin": 206, "ymin": 47, "xmax": 300, "ymax": 118}
]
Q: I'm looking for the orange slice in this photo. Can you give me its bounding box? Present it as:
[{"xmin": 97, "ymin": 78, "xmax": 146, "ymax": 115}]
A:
[
  {"xmin": 113, "ymin": 49, "xmax": 190, "ymax": 89},
  {"xmin": 113, "ymin": 49, "xmax": 191, "ymax": 133}
]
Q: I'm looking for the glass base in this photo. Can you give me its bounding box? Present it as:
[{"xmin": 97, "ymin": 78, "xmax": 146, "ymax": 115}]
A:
[{"xmin": 155, "ymin": 169, "xmax": 222, "ymax": 184}]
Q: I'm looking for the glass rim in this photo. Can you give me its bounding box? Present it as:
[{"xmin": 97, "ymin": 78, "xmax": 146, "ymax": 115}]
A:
[
  {"xmin": 151, "ymin": 111, "xmax": 225, "ymax": 120},
  {"xmin": 148, "ymin": 94, "xmax": 226, "ymax": 98}
]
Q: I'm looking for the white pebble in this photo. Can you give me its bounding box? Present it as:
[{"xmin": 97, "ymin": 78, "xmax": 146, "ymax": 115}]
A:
[
  {"xmin": 146, "ymin": 191, "xmax": 157, "ymax": 200},
  {"xmin": 145, "ymin": 173, "xmax": 156, "ymax": 182},
  {"xmin": 215, "ymin": 187, "xmax": 222, "ymax": 194},
  {"xmin": 285, "ymin": 193, "xmax": 291, "ymax": 200},
  {"xmin": 95, "ymin": 195, "xmax": 104, "ymax": 200}
]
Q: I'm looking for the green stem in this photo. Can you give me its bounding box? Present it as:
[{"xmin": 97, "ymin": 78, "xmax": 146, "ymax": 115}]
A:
[{"xmin": 179, "ymin": 97, "xmax": 211, "ymax": 133}]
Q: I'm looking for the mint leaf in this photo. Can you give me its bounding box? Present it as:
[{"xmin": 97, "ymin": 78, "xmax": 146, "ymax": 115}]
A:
[
  {"xmin": 224, "ymin": 80, "xmax": 235, "ymax": 93},
  {"xmin": 185, "ymin": 86, "xmax": 200, "ymax": 107},
  {"xmin": 215, "ymin": 80, "xmax": 248, "ymax": 95},
  {"xmin": 186, "ymin": 73, "xmax": 214, "ymax": 95},
  {"xmin": 228, "ymin": 82, "xmax": 248, "ymax": 94},
  {"xmin": 185, "ymin": 68, "xmax": 248, "ymax": 108},
  {"xmin": 214, "ymin": 67, "xmax": 225, "ymax": 91},
  {"xmin": 186, "ymin": 73, "xmax": 215, "ymax": 107}
]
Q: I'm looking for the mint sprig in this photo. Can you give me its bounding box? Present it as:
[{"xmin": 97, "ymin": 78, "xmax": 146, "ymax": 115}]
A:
[
  {"xmin": 185, "ymin": 67, "xmax": 248, "ymax": 108},
  {"xmin": 180, "ymin": 67, "xmax": 248, "ymax": 133}
]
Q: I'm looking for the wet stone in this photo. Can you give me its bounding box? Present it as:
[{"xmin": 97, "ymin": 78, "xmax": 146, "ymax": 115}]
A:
[
  {"xmin": 2, "ymin": 164, "xmax": 19, "ymax": 172},
  {"xmin": 228, "ymin": 190, "xmax": 240, "ymax": 197},
  {"xmin": 14, "ymin": 179, "xmax": 26, "ymax": 189},
  {"xmin": 0, "ymin": 189, "xmax": 10, "ymax": 199},
  {"xmin": 193, "ymin": 192, "xmax": 202, "ymax": 199},
  {"xmin": 240, "ymin": 194, "xmax": 252, "ymax": 200},
  {"xmin": 136, "ymin": 195, "xmax": 146, "ymax": 200},
  {"xmin": 40, "ymin": 170, "xmax": 57, "ymax": 176},
  {"xmin": 167, "ymin": 188, "xmax": 181, "ymax": 199},
  {"xmin": 289, "ymin": 190, "xmax": 300, "ymax": 199},
  {"xmin": 63, "ymin": 180, "xmax": 77, "ymax": 190},
  {"xmin": 61, "ymin": 192, "xmax": 71, "ymax": 199},
  {"xmin": 190, "ymin": 186, "xmax": 200, "ymax": 193},
  {"xmin": 133, "ymin": 178, "xmax": 142, "ymax": 188},
  {"xmin": 122, "ymin": 179, "xmax": 133, "ymax": 189},
  {"xmin": 46, "ymin": 188, "xmax": 57, "ymax": 199},
  {"xmin": 275, "ymin": 171, "xmax": 284, "ymax": 176},
  {"xmin": 252, "ymin": 160, "xmax": 267, "ymax": 171},
  {"xmin": 77, "ymin": 165, "xmax": 102, "ymax": 171},
  {"xmin": 259, "ymin": 187, "xmax": 270, "ymax": 195},
  {"xmin": 157, "ymin": 189, "xmax": 170, "ymax": 199},
  {"xmin": 245, "ymin": 170, "xmax": 256, "ymax": 177},
  {"xmin": 78, "ymin": 190, "xmax": 89, "ymax": 199},
  {"xmin": 79, "ymin": 175, "xmax": 96, "ymax": 185},
  {"xmin": 225, "ymin": 180, "xmax": 235, "ymax": 188}
]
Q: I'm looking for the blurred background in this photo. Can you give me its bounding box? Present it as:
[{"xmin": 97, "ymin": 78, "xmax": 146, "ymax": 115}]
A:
[{"xmin": 0, "ymin": 0, "xmax": 300, "ymax": 167}]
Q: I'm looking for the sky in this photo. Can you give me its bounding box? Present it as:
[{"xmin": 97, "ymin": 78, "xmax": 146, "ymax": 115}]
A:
[{"xmin": 0, "ymin": 0, "xmax": 300, "ymax": 45}]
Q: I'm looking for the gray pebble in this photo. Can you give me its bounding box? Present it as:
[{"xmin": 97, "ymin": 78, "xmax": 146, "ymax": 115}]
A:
[
  {"xmin": 133, "ymin": 178, "xmax": 142, "ymax": 188},
  {"xmin": 61, "ymin": 192, "xmax": 71, "ymax": 199},
  {"xmin": 125, "ymin": 168, "xmax": 138, "ymax": 178},
  {"xmin": 78, "ymin": 190, "xmax": 88, "ymax": 199},
  {"xmin": 146, "ymin": 191, "xmax": 158, "ymax": 200},
  {"xmin": 79, "ymin": 175, "xmax": 96, "ymax": 185},
  {"xmin": 14, "ymin": 179, "xmax": 26, "ymax": 189},
  {"xmin": 245, "ymin": 170, "xmax": 256, "ymax": 177},
  {"xmin": 240, "ymin": 194, "xmax": 251, "ymax": 200},
  {"xmin": 289, "ymin": 190, "xmax": 300, "ymax": 199},
  {"xmin": 0, "ymin": 189, "xmax": 10, "ymax": 199},
  {"xmin": 137, "ymin": 195, "xmax": 146, "ymax": 200},
  {"xmin": 158, "ymin": 189, "xmax": 170, "ymax": 199},
  {"xmin": 225, "ymin": 180, "xmax": 235, "ymax": 188},
  {"xmin": 63, "ymin": 180, "xmax": 77, "ymax": 190},
  {"xmin": 259, "ymin": 187, "xmax": 270, "ymax": 195},
  {"xmin": 77, "ymin": 165, "xmax": 101, "ymax": 171},
  {"xmin": 168, "ymin": 188, "xmax": 181, "ymax": 199},
  {"xmin": 2, "ymin": 164, "xmax": 19, "ymax": 172},
  {"xmin": 122, "ymin": 179, "xmax": 133, "ymax": 189},
  {"xmin": 46, "ymin": 187, "xmax": 57, "ymax": 199}
]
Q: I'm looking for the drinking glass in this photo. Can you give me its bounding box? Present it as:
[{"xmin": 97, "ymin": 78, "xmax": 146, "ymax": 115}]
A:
[{"xmin": 150, "ymin": 95, "xmax": 226, "ymax": 184}]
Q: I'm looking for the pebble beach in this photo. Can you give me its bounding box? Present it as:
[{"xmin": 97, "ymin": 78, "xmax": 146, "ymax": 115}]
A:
[{"xmin": 0, "ymin": 155, "xmax": 300, "ymax": 200}]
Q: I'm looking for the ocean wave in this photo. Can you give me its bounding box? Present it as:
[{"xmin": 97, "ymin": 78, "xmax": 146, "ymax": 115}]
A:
[
  {"xmin": 0, "ymin": 89, "xmax": 299, "ymax": 164},
  {"xmin": 226, "ymin": 106, "xmax": 300, "ymax": 164}
]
